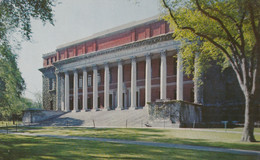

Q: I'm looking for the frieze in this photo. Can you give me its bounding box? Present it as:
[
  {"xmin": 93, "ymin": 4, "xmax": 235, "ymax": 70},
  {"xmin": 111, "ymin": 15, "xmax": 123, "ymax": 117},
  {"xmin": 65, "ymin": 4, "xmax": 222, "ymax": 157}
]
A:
[
  {"xmin": 54, "ymin": 33, "xmax": 175, "ymax": 66},
  {"xmin": 55, "ymin": 33, "xmax": 180, "ymax": 72}
]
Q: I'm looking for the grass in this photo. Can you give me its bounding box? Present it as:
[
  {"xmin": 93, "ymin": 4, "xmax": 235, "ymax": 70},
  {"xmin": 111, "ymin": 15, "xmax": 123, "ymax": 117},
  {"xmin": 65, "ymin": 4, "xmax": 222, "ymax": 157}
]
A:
[
  {"xmin": 0, "ymin": 133, "xmax": 258, "ymax": 160},
  {"xmin": 0, "ymin": 121, "xmax": 22, "ymax": 127},
  {"xmin": 6, "ymin": 127, "xmax": 260, "ymax": 152}
]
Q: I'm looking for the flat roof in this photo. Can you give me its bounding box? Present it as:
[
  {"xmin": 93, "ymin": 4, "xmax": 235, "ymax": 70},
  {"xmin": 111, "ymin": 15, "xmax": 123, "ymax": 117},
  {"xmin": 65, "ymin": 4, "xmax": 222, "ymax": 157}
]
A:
[
  {"xmin": 56, "ymin": 15, "xmax": 160, "ymax": 50},
  {"xmin": 42, "ymin": 51, "xmax": 56, "ymax": 58}
]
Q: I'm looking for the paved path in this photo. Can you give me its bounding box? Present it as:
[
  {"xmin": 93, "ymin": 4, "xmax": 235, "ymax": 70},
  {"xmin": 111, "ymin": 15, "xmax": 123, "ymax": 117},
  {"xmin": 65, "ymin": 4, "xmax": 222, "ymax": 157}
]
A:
[{"xmin": 1, "ymin": 131, "xmax": 260, "ymax": 157}]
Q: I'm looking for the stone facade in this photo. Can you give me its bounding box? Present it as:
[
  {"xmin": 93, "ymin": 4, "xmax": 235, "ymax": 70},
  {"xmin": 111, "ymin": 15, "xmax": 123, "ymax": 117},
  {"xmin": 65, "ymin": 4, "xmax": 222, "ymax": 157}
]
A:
[
  {"xmin": 22, "ymin": 109, "xmax": 63, "ymax": 124},
  {"xmin": 40, "ymin": 66, "xmax": 57, "ymax": 110},
  {"xmin": 148, "ymin": 100, "xmax": 202, "ymax": 128}
]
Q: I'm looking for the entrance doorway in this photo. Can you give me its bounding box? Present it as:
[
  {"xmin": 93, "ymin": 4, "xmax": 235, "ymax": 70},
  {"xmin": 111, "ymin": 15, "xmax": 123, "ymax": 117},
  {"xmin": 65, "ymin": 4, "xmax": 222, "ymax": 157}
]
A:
[{"xmin": 109, "ymin": 94, "xmax": 113, "ymax": 109}]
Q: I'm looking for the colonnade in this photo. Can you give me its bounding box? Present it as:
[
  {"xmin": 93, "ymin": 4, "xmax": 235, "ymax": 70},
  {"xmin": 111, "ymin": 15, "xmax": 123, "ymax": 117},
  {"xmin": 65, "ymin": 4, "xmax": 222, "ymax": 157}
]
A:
[{"xmin": 58, "ymin": 50, "xmax": 184, "ymax": 112}]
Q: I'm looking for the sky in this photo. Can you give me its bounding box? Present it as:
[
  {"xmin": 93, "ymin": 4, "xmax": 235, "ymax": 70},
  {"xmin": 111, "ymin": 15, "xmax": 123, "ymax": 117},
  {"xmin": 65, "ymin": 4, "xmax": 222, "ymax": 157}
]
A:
[{"xmin": 17, "ymin": 0, "xmax": 161, "ymax": 100}]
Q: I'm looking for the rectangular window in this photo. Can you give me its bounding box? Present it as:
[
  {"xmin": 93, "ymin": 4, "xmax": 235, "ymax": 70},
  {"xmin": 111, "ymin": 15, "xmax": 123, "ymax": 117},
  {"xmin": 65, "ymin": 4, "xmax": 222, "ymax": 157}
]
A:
[
  {"xmin": 47, "ymin": 59, "xmax": 49, "ymax": 65},
  {"xmin": 136, "ymin": 63, "xmax": 138, "ymax": 80},
  {"xmin": 49, "ymin": 78, "xmax": 55, "ymax": 90},
  {"xmin": 79, "ymin": 75, "xmax": 83, "ymax": 88},
  {"xmin": 98, "ymin": 72, "xmax": 101, "ymax": 85},
  {"xmin": 49, "ymin": 78, "xmax": 53, "ymax": 90},
  {"xmin": 88, "ymin": 75, "xmax": 92, "ymax": 87},
  {"xmin": 52, "ymin": 79, "xmax": 55, "ymax": 90}
]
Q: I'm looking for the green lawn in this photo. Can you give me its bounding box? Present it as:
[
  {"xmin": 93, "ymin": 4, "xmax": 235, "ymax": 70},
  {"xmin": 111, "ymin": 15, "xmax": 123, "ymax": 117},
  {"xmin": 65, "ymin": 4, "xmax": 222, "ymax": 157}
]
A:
[
  {"xmin": 6, "ymin": 127, "xmax": 260, "ymax": 152},
  {"xmin": 0, "ymin": 133, "xmax": 258, "ymax": 160},
  {"xmin": 0, "ymin": 121, "xmax": 22, "ymax": 127}
]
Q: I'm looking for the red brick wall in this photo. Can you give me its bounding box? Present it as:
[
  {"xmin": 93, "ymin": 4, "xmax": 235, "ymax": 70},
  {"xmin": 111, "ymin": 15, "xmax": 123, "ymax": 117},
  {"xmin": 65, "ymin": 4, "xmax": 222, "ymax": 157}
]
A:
[
  {"xmin": 43, "ymin": 20, "xmax": 170, "ymax": 67},
  {"xmin": 97, "ymin": 31, "xmax": 132, "ymax": 50}
]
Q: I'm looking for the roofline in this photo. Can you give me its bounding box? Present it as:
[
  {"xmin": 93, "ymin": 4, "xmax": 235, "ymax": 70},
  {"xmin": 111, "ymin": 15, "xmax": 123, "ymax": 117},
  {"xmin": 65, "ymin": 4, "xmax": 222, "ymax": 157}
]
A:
[
  {"xmin": 42, "ymin": 51, "xmax": 56, "ymax": 58},
  {"xmin": 56, "ymin": 15, "xmax": 160, "ymax": 50}
]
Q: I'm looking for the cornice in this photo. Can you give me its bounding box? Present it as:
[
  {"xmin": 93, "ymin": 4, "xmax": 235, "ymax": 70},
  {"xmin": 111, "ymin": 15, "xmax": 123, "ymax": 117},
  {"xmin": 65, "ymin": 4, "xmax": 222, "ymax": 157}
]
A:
[{"xmin": 53, "ymin": 33, "xmax": 174, "ymax": 67}]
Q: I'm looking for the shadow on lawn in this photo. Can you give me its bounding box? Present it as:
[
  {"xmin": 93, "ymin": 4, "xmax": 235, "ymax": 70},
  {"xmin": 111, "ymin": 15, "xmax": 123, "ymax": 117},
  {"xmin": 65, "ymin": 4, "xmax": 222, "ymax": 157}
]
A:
[
  {"xmin": 38, "ymin": 117, "xmax": 84, "ymax": 127},
  {"xmin": 62, "ymin": 128, "xmax": 260, "ymax": 151},
  {"xmin": 0, "ymin": 134, "xmax": 256, "ymax": 160}
]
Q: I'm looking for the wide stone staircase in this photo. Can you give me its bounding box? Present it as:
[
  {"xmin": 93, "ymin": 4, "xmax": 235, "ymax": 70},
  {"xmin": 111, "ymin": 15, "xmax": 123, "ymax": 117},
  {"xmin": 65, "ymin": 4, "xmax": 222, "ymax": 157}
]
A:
[{"xmin": 39, "ymin": 107, "xmax": 152, "ymax": 128}]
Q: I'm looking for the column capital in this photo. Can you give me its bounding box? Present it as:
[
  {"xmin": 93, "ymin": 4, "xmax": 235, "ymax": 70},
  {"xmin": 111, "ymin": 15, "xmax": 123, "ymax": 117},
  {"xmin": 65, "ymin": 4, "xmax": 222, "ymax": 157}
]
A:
[
  {"xmin": 145, "ymin": 53, "xmax": 151, "ymax": 59},
  {"xmin": 160, "ymin": 50, "xmax": 167, "ymax": 56},
  {"xmin": 117, "ymin": 59, "xmax": 122, "ymax": 64},
  {"xmin": 92, "ymin": 64, "xmax": 97, "ymax": 70},
  {"xmin": 131, "ymin": 56, "xmax": 136, "ymax": 62},
  {"xmin": 73, "ymin": 69, "xmax": 78, "ymax": 73},
  {"xmin": 104, "ymin": 62, "xmax": 109, "ymax": 67},
  {"xmin": 82, "ymin": 67, "xmax": 87, "ymax": 71}
]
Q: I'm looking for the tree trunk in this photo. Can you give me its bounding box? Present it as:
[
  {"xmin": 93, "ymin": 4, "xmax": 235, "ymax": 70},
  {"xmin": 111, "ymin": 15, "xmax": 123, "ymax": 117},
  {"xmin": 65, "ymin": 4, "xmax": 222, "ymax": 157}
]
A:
[{"xmin": 241, "ymin": 94, "xmax": 256, "ymax": 142}]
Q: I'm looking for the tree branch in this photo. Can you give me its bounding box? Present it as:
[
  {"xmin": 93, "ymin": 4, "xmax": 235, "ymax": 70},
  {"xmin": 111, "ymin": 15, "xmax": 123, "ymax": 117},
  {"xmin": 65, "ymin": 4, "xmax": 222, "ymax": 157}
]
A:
[
  {"xmin": 195, "ymin": 0, "xmax": 243, "ymax": 55},
  {"xmin": 248, "ymin": 1, "xmax": 260, "ymax": 41},
  {"xmin": 162, "ymin": 0, "xmax": 245, "ymax": 90}
]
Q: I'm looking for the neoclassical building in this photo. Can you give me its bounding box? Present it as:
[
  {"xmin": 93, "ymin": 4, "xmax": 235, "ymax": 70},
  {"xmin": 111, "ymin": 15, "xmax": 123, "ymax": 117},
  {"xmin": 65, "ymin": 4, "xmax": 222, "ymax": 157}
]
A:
[
  {"xmin": 39, "ymin": 16, "xmax": 196, "ymax": 112},
  {"xmin": 40, "ymin": 16, "xmax": 250, "ymax": 117}
]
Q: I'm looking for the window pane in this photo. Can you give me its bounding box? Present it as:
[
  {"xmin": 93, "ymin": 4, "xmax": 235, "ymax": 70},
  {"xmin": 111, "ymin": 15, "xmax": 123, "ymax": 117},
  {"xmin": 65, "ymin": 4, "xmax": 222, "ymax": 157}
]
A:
[
  {"xmin": 98, "ymin": 72, "xmax": 101, "ymax": 85},
  {"xmin": 88, "ymin": 75, "xmax": 92, "ymax": 86},
  {"xmin": 79, "ymin": 76, "xmax": 83, "ymax": 88}
]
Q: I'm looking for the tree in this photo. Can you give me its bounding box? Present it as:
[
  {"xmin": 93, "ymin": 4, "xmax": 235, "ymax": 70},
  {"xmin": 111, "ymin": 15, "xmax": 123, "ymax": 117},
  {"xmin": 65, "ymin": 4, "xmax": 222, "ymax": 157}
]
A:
[
  {"xmin": 0, "ymin": 96, "xmax": 36, "ymax": 123},
  {"xmin": 0, "ymin": 0, "xmax": 55, "ymax": 108},
  {"xmin": 33, "ymin": 90, "xmax": 43, "ymax": 109},
  {"xmin": 161, "ymin": 0, "xmax": 259, "ymax": 142}
]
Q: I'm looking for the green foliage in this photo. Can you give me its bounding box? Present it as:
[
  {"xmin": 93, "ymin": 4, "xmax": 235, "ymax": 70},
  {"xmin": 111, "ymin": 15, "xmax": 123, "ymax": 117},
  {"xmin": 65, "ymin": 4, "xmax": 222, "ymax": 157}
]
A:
[
  {"xmin": 0, "ymin": 43, "xmax": 25, "ymax": 108},
  {"xmin": 0, "ymin": 96, "xmax": 38, "ymax": 120},
  {"xmin": 162, "ymin": 0, "xmax": 259, "ymax": 81},
  {"xmin": 162, "ymin": 0, "xmax": 260, "ymax": 142},
  {"xmin": 0, "ymin": 1, "xmax": 55, "ymax": 112},
  {"xmin": 0, "ymin": 0, "xmax": 54, "ymax": 42}
]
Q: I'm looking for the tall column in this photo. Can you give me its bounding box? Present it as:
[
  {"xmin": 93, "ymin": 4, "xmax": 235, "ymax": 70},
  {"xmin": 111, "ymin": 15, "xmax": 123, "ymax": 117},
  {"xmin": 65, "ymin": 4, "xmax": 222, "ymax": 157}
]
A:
[
  {"xmin": 145, "ymin": 53, "xmax": 151, "ymax": 106},
  {"xmin": 55, "ymin": 71, "xmax": 61, "ymax": 111},
  {"xmin": 93, "ymin": 65, "xmax": 98, "ymax": 111},
  {"xmin": 117, "ymin": 60, "xmax": 123, "ymax": 110},
  {"xmin": 160, "ymin": 50, "xmax": 167, "ymax": 100},
  {"xmin": 73, "ymin": 70, "xmax": 79, "ymax": 112},
  {"xmin": 194, "ymin": 53, "xmax": 203, "ymax": 104},
  {"xmin": 104, "ymin": 63, "xmax": 110, "ymax": 110},
  {"xmin": 82, "ymin": 68, "xmax": 88, "ymax": 111},
  {"xmin": 177, "ymin": 51, "xmax": 184, "ymax": 100},
  {"xmin": 64, "ymin": 71, "xmax": 70, "ymax": 111},
  {"xmin": 60, "ymin": 74, "xmax": 65, "ymax": 111},
  {"xmin": 130, "ymin": 56, "xmax": 137, "ymax": 109}
]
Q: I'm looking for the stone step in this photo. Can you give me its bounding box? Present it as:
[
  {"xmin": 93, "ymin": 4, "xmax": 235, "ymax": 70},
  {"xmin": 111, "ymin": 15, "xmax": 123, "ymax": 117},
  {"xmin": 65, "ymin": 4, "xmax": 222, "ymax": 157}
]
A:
[{"xmin": 39, "ymin": 107, "xmax": 150, "ymax": 127}]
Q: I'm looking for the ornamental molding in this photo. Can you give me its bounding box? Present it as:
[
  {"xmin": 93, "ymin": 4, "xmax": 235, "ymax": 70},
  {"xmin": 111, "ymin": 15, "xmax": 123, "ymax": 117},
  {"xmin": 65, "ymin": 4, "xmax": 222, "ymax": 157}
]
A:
[{"xmin": 53, "ymin": 33, "xmax": 180, "ymax": 73}]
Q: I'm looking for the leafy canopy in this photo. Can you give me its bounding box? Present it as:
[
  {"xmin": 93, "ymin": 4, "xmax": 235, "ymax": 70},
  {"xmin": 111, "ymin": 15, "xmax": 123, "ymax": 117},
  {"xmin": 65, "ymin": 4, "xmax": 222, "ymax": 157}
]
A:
[
  {"xmin": 0, "ymin": 0, "xmax": 55, "ymax": 109},
  {"xmin": 162, "ymin": 0, "xmax": 259, "ymax": 80}
]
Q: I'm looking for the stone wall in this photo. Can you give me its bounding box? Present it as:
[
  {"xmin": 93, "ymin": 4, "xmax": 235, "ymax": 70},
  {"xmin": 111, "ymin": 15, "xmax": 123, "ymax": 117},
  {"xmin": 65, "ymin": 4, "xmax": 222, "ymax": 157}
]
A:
[
  {"xmin": 148, "ymin": 100, "xmax": 202, "ymax": 128},
  {"xmin": 202, "ymin": 65, "xmax": 244, "ymax": 106},
  {"xmin": 40, "ymin": 66, "xmax": 57, "ymax": 110},
  {"xmin": 22, "ymin": 109, "xmax": 64, "ymax": 124}
]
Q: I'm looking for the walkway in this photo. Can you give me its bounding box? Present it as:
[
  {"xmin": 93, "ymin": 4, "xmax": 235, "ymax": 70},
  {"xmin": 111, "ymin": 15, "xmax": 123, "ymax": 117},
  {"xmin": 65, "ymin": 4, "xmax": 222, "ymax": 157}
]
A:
[{"xmin": 2, "ymin": 131, "xmax": 260, "ymax": 157}]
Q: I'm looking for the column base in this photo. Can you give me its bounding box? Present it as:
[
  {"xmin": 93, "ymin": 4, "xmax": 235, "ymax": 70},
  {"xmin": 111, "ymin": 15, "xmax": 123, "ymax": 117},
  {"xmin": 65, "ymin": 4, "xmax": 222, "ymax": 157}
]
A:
[
  {"xmin": 144, "ymin": 104, "xmax": 150, "ymax": 108},
  {"xmin": 128, "ymin": 106, "xmax": 136, "ymax": 110},
  {"xmin": 72, "ymin": 109, "xmax": 79, "ymax": 112},
  {"xmin": 104, "ymin": 108, "xmax": 110, "ymax": 111},
  {"xmin": 64, "ymin": 109, "xmax": 70, "ymax": 112},
  {"xmin": 80, "ymin": 109, "xmax": 88, "ymax": 112},
  {"xmin": 91, "ymin": 108, "xmax": 100, "ymax": 112},
  {"xmin": 116, "ymin": 107, "xmax": 123, "ymax": 111}
]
